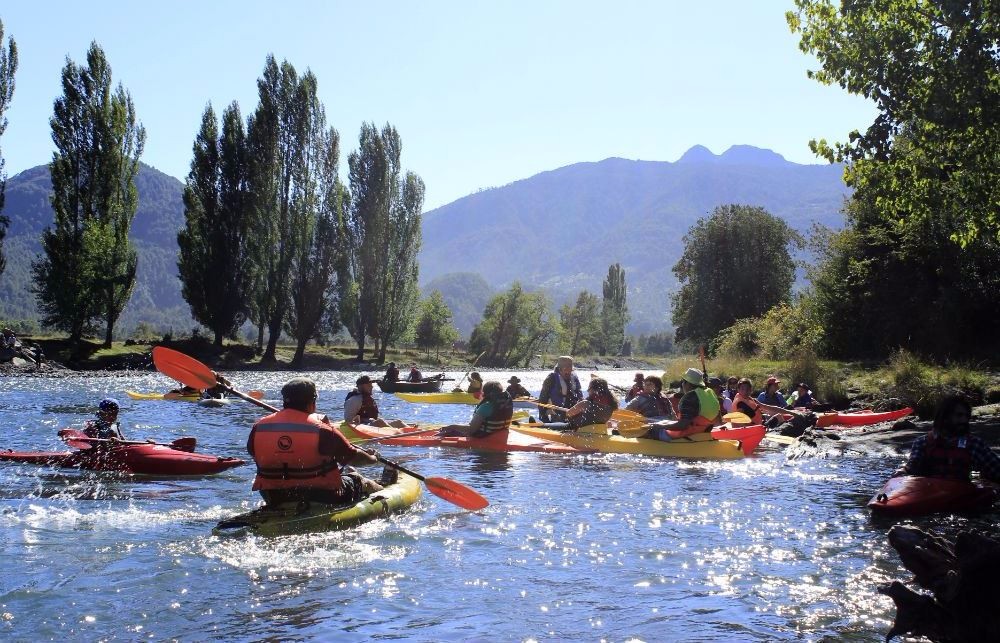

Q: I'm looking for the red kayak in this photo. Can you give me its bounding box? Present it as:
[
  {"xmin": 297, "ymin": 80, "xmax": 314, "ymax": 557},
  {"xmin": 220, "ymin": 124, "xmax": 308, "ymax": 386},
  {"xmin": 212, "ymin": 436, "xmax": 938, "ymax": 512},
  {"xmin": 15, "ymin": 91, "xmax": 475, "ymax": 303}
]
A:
[
  {"xmin": 867, "ymin": 475, "xmax": 997, "ymax": 517},
  {"xmin": 349, "ymin": 424, "xmax": 587, "ymax": 454},
  {"xmin": 0, "ymin": 430, "xmax": 245, "ymax": 476},
  {"xmin": 815, "ymin": 407, "xmax": 913, "ymax": 428},
  {"xmin": 711, "ymin": 425, "xmax": 765, "ymax": 456}
]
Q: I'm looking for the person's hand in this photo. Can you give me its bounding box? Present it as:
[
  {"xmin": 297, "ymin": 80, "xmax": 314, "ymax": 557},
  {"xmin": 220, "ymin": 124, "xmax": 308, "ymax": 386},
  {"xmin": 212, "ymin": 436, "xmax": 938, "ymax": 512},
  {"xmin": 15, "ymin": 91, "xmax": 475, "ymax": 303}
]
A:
[{"xmin": 364, "ymin": 447, "xmax": 380, "ymax": 459}]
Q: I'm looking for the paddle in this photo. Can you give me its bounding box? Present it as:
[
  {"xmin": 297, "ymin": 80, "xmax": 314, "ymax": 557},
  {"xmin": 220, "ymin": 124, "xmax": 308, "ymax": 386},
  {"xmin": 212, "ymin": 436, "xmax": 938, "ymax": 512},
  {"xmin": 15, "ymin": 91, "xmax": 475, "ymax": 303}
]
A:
[
  {"xmin": 59, "ymin": 430, "xmax": 197, "ymax": 453},
  {"xmin": 723, "ymin": 411, "xmax": 752, "ymax": 425},
  {"xmin": 151, "ymin": 347, "xmax": 488, "ymax": 511},
  {"xmin": 452, "ymin": 351, "xmax": 486, "ymax": 393}
]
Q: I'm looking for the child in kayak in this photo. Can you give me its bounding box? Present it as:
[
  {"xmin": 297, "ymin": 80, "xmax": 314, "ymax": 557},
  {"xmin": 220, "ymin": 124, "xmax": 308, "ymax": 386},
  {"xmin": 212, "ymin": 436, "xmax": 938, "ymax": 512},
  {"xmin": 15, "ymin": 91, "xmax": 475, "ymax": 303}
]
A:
[
  {"xmin": 895, "ymin": 395, "xmax": 1000, "ymax": 482},
  {"xmin": 84, "ymin": 398, "xmax": 125, "ymax": 440}
]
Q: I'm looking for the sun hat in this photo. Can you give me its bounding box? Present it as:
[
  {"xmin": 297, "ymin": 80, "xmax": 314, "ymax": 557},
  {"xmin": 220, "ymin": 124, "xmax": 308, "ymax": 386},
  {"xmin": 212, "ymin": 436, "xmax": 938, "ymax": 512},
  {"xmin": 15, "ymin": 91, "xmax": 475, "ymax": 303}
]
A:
[
  {"xmin": 508, "ymin": 376, "xmax": 521, "ymax": 384},
  {"xmin": 766, "ymin": 376, "xmax": 781, "ymax": 387},
  {"xmin": 681, "ymin": 368, "xmax": 704, "ymax": 386}
]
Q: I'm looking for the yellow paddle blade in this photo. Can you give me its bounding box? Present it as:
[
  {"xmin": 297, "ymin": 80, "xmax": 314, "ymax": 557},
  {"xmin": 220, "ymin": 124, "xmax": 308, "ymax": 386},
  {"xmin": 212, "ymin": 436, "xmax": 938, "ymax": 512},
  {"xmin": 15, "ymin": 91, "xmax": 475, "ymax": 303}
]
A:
[{"xmin": 722, "ymin": 412, "xmax": 752, "ymax": 424}]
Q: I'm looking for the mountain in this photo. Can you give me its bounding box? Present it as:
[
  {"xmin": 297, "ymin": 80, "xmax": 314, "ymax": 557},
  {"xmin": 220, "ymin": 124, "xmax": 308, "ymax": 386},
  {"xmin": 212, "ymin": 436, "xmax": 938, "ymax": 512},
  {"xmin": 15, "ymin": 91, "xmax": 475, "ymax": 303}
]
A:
[
  {"xmin": 419, "ymin": 145, "xmax": 850, "ymax": 335},
  {"xmin": 0, "ymin": 163, "xmax": 193, "ymax": 333},
  {"xmin": 422, "ymin": 272, "xmax": 495, "ymax": 337}
]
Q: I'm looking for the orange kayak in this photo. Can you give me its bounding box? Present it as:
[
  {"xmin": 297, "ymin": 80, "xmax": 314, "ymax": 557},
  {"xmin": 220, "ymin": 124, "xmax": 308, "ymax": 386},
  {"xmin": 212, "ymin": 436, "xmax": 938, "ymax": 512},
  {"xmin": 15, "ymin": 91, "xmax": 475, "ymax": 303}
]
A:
[{"xmin": 349, "ymin": 424, "xmax": 586, "ymax": 454}]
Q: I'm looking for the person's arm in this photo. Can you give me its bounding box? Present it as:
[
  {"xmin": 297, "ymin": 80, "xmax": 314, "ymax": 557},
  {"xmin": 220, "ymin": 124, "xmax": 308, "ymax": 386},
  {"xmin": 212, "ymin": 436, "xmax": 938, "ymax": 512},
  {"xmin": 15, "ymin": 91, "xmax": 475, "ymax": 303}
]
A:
[
  {"xmin": 246, "ymin": 427, "xmax": 256, "ymax": 457},
  {"xmin": 970, "ymin": 437, "xmax": 1000, "ymax": 483},
  {"xmin": 344, "ymin": 395, "xmax": 362, "ymax": 423},
  {"xmin": 468, "ymin": 402, "xmax": 492, "ymax": 432},
  {"xmin": 538, "ymin": 375, "xmax": 554, "ymax": 421},
  {"xmin": 318, "ymin": 421, "xmax": 378, "ymax": 467},
  {"xmin": 896, "ymin": 436, "xmax": 927, "ymax": 476}
]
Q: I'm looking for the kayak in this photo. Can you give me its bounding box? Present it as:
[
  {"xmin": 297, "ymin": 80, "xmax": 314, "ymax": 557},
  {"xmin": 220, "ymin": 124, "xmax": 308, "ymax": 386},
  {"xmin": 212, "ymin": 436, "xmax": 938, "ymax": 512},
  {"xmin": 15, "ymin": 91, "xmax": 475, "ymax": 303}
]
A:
[
  {"xmin": 395, "ymin": 391, "xmax": 537, "ymax": 408},
  {"xmin": 375, "ymin": 379, "xmax": 443, "ymax": 394},
  {"xmin": 0, "ymin": 430, "xmax": 245, "ymax": 476},
  {"xmin": 213, "ymin": 473, "xmax": 422, "ymax": 536},
  {"xmin": 711, "ymin": 424, "xmax": 765, "ymax": 456},
  {"xmin": 867, "ymin": 475, "xmax": 997, "ymax": 517},
  {"xmin": 510, "ymin": 425, "xmax": 745, "ymax": 459},
  {"xmin": 817, "ymin": 407, "xmax": 913, "ymax": 428},
  {"xmin": 348, "ymin": 424, "xmax": 586, "ymax": 454},
  {"xmin": 127, "ymin": 390, "xmax": 201, "ymax": 401},
  {"xmin": 197, "ymin": 398, "xmax": 231, "ymax": 408}
]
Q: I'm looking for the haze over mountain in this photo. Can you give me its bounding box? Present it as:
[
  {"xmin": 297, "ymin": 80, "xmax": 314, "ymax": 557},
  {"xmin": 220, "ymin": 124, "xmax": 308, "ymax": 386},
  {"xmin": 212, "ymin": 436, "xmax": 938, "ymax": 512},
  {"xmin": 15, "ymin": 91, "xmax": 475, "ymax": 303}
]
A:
[
  {"xmin": 420, "ymin": 145, "xmax": 849, "ymax": 334},
  {"xmin": 0, "ymin": 144, "xmax": 848, "ymax": 339}
]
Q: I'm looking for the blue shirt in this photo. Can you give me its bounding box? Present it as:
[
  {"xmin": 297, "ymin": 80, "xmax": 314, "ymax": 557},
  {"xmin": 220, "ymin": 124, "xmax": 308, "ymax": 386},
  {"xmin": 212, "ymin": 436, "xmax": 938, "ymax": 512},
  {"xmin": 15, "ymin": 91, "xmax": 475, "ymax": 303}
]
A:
[{"xmin": 757, "ymin": 391, "xmax": 788, "ymax": 408}]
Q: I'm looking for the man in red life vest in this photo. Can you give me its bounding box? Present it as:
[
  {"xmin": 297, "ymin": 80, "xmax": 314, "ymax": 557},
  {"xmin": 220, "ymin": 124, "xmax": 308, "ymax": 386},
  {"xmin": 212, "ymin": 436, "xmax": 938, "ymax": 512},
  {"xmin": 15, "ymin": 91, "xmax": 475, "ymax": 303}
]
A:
[
  {"xmin": 248, "ymin": 378, "xmax": 393, "ymax": 506},
  {"xmin": 897, "ymin": 395, "xmax": 1000, "ymax": 482}
]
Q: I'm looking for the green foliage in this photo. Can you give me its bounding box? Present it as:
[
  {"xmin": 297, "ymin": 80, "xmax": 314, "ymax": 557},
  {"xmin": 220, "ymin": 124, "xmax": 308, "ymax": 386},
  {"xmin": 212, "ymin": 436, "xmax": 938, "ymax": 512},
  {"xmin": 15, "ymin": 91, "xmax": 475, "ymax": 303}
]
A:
[
  {"xmin": 0, "ymin": 19, "xmax": 16, "ymax": 277},
  {"xmin": 178, "ymin": 103, "xmax": 254, "ymax": 346},
  {"xmin": 880, "ymin": 349, "xmax": 990, "ymax": 418},
  {"xmin": 415, "ymin": 290, "xmax": 459, "ymax": 358},
  {"xmin": 671, "ymin": 204, "xmax": 801, "ymax": 346},
  {"xmin": 635, "ymin": 331, "xmax": 674, "ymax": 356},
  {"xmin": 342, "ymin": 122, "xmax": 424, "ymax": 363},
  {"xmin": 714, "ymin": 297, "xmax": 825, "ymax": 361},
  {"xmin": 33, "ymin": 43, "xmax": 145, "ymax": 347},
  {"xmin": 469, "ymin": 282, "xmax": 556, "ymax": 367},
  {"xmin": 600, "ymin": 263, "xmax": 628, "ymax": 355},
  {"xmin": 422, "ymin": 272, "xmax": 494, "ymax": 338},
  {"xmin": 558, "ymin": 290, "xmax": 601, "ymax": 355}
]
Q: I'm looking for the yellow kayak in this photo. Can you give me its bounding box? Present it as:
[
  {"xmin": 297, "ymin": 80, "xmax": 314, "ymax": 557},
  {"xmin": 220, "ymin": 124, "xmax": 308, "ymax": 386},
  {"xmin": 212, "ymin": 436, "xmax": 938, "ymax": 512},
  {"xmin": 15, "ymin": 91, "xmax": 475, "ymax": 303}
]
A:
[
  {"xmin": 509, "ymin": 424, "xmax": 745, "ymax": 459},
  {"xmin": 126, "ymin": 390, "xmax": 201, "ymax": 401},
  {"xmin": 395, "ymin": 391, "xmax": 537, "ymax": 408}
]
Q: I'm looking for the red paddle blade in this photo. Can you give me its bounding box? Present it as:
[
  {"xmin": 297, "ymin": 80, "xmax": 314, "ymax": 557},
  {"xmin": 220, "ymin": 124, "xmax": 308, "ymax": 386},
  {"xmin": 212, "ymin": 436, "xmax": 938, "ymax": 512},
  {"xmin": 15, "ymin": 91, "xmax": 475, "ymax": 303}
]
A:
[
  {"xmin": 424, "ymin": 476, "xmax": 489, "ymax": 511},
  {"xmin": 152, "ymin": 347, "xmax": 218, "ymax": 389}
]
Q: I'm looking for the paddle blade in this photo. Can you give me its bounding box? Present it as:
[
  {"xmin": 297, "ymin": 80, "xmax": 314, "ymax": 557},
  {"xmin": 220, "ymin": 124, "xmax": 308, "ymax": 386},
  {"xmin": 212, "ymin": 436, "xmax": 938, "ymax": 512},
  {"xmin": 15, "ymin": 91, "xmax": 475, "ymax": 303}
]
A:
[
  {"xmin": 152, "ymin": 347, "xmax": 217, "ymax": 389},
  {"xmin": 424, "ymin": 476, "xmax": 489, "ymax": 510},
  {"xmin": 723, "ymin": 412, "xmax": 752, "ymax": 424}
]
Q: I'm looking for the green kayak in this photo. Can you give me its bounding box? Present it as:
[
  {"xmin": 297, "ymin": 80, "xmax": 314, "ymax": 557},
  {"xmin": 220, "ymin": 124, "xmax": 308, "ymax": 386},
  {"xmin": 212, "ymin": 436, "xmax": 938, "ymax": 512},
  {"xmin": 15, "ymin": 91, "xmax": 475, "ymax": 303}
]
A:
[{"xmin": 213, "ymin": 473, "xmax": 422, "ymax": 536}]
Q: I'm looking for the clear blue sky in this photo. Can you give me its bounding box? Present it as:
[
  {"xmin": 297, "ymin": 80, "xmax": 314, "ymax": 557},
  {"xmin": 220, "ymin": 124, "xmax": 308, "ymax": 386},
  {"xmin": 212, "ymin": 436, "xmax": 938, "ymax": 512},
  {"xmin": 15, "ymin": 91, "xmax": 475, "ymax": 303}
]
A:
[{"xmin": 1, "ymin": 1, "xmax": 874, "ymax": 209}]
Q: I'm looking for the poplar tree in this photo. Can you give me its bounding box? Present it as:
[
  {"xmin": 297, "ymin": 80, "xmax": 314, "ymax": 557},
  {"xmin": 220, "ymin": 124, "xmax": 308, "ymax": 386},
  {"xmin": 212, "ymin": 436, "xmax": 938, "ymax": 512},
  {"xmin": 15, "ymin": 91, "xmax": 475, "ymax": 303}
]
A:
[
  {"xmin": 343, "ymin": 123, "xmax": 424, "ymax": 363},
  {"xmin": 559, "ymin": 290, "xmax": 601, "ymax": 355},
  {"xmin": 415, "ymin": 290, "xmax": 459, "ymax": 359},
  {"xmin": 177, "ymin": 102, "xmax": 253, "ymax": 346},
  {"xmin": 284, "ymin": 74, "xmax": 348, "ymax": 367},
  {"xmin": 600, "ymin": 263, "xmax": 629, "ymax": 355},
  {"xmin": 33, "ymin": 43, "xmax": 145, "ymax": 346},
  {"xmin": 0, "ymin": 20, "xmax": 16, "ymax": 277}
]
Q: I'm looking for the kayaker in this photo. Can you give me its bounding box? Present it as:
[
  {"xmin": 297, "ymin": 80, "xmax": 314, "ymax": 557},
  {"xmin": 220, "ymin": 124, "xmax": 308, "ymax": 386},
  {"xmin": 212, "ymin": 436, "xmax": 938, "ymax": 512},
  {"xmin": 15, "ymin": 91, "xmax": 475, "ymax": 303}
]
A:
[
  {"xmin": 438, "ymin": 381, "xmax": 515, "ymax": 437},
  {"xmin": 467, "ymin": 372, "xmax": 484, "ymax": 399},
  {"xmin": 895, "ymin": 395, "xmax": 1000, "ymax": 482},
  {"xmin": 506, "ymin": 376, "xmax": 531, "ymax": 399},
  {"xmin": 169, "ymin": 385, "xmax": 202, "ymax": 396},
  {"xmin": 757, "ymin": 377, "xmax": 789, "ymax": 408},
  {"xmin": 788, "ymin": 382, "xmax": 817, "ymax": 409},
  {"xmin": 407, "ymin": 365, "xmax": 423, "ymax": 382},
  {"xmin": 708, "ymin": 376, "xmax": 731, "ymax": 414},
  {"xmin": 647, "ymin": 368, "xmax": 719, "ymax": 440},
  {"xmin": 731, "ymin": 377, "xmax": 788, "ymax": 426},
  {"xmin": 384, "ymin": 362, "xmax": 400, "ymax": 383},
  {"xmin": 544, "ymin": 377, "xmax": 618, "ymax": 431},
  {"xmin": 625, "ymin": 373, "xmax": 645, "ymax": 402},
  {"xmin": 625, "ymin": 375, "xmax": 674, "ymax": 419},
  {"xmin": 344, "ymin": 375, "xmax": 406, "ymax": 428},
  {"xmin": 84, "ymin": 398, "xmax": 126, "ymax": 440},
  {"xmin": 724, "ymin": 376, "xmax": 739, "ymax": 403},
  {"xmin": 202, "ymin": 372, "xmax": 232, "ymax": 399},
  {"xmin": 538, "ymin": 356, "xmax": 583, "ymax": 422},
  {"xmin": 248, "ymin": 377, "xmax": 394, "ymax": 506}
]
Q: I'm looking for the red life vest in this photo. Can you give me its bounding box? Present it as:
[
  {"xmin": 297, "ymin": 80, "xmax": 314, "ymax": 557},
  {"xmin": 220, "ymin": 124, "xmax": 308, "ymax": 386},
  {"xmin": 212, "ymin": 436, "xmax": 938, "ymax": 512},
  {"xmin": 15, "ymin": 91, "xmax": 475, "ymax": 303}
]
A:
[
  {"xmin": 346, "ymin": 388, "xmax": 379, "ymax": 421},
  {"xmin": 923, "ymin": 432, "xmax": 972, "ymax": 480},
  {"xmin": 250, "ymin": 409, "xmax": 344, "ymax": 492},
  {"xmin": 731, "ymin": 393, "xmax": 764, "ymax": 424}
]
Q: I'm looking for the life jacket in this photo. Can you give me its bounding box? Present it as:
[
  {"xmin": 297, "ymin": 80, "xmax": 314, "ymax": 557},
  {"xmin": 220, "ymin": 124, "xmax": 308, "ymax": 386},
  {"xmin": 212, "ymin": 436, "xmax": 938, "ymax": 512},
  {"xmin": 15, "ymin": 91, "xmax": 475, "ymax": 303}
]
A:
[
  {"xmin": 626, "ymin": 383, "xmax": 644, "ymax": 402},
  {"xmin": 668, "ymin": 386, "xmax": 720, "ymax": 438},
  {"xmin": 731, "ymin": 393, "xmax": 764, "ymax": 424},
  {"xmin": 250, "ymin": 409, "xmax": 344, "ymax": 492},
  {"xmin": 345, "ymin": 388, "xmax": 379, "ymax": 421},
  {"xmin": 923, "ymin": 432, "xmax": 973, "ymax": 480},
  {"xmin": 84, "ymin": 419, "xmax": 121, "ymax": 440},
  {"xmin": 474, "ymin": 393, "xmax": 514, "ymax": 436},
  {"xmin": 546, "ymin": 370, "xmax": 582, "ymax": 407}
]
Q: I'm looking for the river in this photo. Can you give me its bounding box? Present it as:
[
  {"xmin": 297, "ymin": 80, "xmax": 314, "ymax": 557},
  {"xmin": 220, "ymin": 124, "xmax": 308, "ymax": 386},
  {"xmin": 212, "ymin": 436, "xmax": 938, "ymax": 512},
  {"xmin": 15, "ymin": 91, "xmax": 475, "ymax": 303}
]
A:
[{"xmin": 0, "ymin": 369, "xmax": 992, "ymax": 641}]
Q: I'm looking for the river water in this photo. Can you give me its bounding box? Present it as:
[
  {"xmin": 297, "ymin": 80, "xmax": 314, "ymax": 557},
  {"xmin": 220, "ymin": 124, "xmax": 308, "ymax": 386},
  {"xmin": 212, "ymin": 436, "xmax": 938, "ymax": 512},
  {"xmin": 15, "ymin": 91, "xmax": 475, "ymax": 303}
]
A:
[{"xmin": 0, "ymin": 369, "xmax": 992, "ymax": 641}]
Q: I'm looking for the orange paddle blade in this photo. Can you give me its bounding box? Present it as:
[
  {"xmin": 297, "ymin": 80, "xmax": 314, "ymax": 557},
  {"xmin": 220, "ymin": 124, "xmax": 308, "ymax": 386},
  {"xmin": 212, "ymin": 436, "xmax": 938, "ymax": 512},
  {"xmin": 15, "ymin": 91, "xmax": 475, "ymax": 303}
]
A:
[
  {"xmin": 424, "ymin": 476, "xmax": 489, "ymax": 510},
  {"xmin": 152, "ymin": 347, "xmax": 218, "ymax": 389}
]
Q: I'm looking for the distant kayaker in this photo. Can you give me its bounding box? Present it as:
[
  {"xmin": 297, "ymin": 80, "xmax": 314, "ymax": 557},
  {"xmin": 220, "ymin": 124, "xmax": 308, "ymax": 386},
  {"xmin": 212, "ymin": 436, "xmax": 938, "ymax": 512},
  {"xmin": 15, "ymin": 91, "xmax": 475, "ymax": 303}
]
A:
[
  {"xmin": 757, "ymin": 377, "xmax": 789, "ymax": 408},
  {"xmin": 538, "ymin": 356, "xmax": 583, "ymax": 422},
  {"xmin": 384, "ymin": 362, "xmax": 400, "ymax": 383},
  {"xmin": 724, "ymin": 376, "xmax": 739, "ymax": 403},
  {"xmin": 625, "ymin": 373, "xmax": 644, "ymax": 402},
  {"xmin": 896, "ymin": 395, "xmax": 1000, "ymax": 483},
  {"xmin": 506, "ymin": 376, "xmax": 531, "ymax": 399},
  {"xmin": 647, "ymin": 368, "xmax": 719, "ymax": 440},
  {"xmin": 625, "ymin": 375, "xmax": 674, "ymax": 420},
  {"xmin": 169, "ymin": 385, "xmax": 202, "ymax": 396},
  {"xmin": 344, "ymin": 375, "xmax": 406, "ymax": 428},
  {"xmin": 248, "ymin": 377, "xmax": 393, "ymax": 506},
  {"xmin": 788, "ymin": 382, "xmax": 817, "ymax": 409},
  {"xmin": 438, "ymin": 381, "xmax": 515, "ymax": 437},
  {"xmin": 407, "ymin": 365, "xmax": 424, "ymax": 382},
  {"xmin": 84, "ymin": 398, "xmax": 126, "ymax": 440},
  {"xmin": 544, "ymin": 377, "xmax": 618, "ymax": 431},
  {"xmin": 202, "ymin": 372, "xmax": 232, "ymax": 399},
  {"xmin": 467, "ymin": 372, "xmax": 484, "ymax": 398}
]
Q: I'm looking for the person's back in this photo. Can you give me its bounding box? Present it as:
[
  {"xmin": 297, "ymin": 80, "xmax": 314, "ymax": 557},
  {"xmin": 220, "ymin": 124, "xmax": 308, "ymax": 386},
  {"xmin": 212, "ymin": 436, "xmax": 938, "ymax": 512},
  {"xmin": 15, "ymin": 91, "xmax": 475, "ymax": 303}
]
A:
[
  {"xmin": 407, "ymin": 367, "xmax": 423, "ymax": 382},
  {"xmin": 384, "ymin": 363, "xmax": 399, "ymax": 382}
]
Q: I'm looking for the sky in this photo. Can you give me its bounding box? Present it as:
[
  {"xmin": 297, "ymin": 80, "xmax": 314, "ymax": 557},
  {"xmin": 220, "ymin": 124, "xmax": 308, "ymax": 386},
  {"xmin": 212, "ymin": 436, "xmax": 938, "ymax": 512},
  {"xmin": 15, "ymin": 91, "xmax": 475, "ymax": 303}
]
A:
[{"xmin": 0, "ymin": 1, "xmax": 876, "ymax": 210}]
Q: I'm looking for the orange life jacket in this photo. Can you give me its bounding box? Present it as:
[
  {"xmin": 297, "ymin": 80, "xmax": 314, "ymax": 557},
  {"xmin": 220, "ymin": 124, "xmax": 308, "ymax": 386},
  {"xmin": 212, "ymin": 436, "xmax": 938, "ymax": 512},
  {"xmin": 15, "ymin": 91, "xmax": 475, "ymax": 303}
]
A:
[
  {"xmin": 250, "ymin": 409, "xmax": 344, "ymax": 492},
  {"xmin": 731, "ymin": 393, "xmax": 764, "ymax": 424}
]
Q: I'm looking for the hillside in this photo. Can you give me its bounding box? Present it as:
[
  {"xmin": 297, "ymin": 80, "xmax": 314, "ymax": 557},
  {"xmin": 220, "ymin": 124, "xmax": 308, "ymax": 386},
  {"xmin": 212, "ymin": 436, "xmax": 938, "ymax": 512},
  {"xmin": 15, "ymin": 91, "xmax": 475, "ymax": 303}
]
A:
[
  {"xmin": 419, "ymin": 145, "xmax": 849, "ymax": 334},
  {"xmin": 0, "ymin": 163, "xmax": 193, "ymax": 333}
]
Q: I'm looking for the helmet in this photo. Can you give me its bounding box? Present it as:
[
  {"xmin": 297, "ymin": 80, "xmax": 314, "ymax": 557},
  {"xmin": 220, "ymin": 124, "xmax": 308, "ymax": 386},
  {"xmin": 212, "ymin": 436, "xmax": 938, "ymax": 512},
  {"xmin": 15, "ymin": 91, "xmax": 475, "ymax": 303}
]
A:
[{"xmin": 99, "ymin": 398, "xmax": 120, "ymax": 413}]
